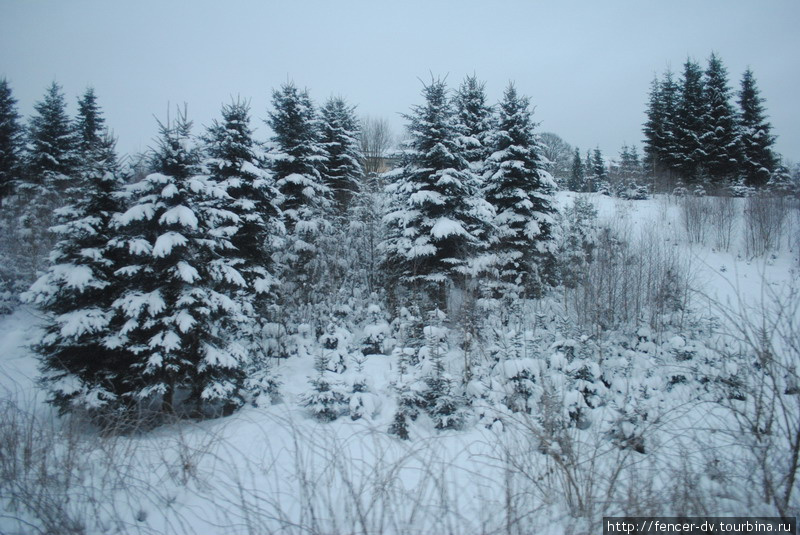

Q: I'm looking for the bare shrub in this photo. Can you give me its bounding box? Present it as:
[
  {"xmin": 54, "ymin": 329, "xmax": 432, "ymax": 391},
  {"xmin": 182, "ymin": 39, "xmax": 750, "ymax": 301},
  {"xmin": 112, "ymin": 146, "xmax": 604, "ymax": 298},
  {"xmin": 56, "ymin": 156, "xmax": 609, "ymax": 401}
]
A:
[
  {"xmin": 704, "ymin": 281, "xmax": 800, "ymax": 517},
  {"xmin": 743, "ymin": 193, "xmax": 787, "ymax": 257},
  {"xmin": 711, "ymin": 195, "xmax": 737, "ymax": 252},
  {"xmin": 680, "ymin": 194, "xmax": 711, "ymax": 245},
  {"xmin": 563, "ymin": 217, "xmax": 692, "ymax": 337}
]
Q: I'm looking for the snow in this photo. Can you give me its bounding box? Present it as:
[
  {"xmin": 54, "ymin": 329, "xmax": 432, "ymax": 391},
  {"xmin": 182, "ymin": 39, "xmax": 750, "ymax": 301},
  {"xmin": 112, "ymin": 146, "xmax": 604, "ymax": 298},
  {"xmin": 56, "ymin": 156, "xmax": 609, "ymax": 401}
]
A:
[
  {"xmin": 159, "ymin": 205, "xmax": 198, "ymax": 229},
  {"xmin": 2, "ymin": 192, "xmax": 799, "ymax": 534},
  {"xmin": 152, "ymin": 231, "xmax": 189, "ymax": 257},
  {"xmin": 430, "ymin": 217, "xmax": 469, "ymax": 239}
]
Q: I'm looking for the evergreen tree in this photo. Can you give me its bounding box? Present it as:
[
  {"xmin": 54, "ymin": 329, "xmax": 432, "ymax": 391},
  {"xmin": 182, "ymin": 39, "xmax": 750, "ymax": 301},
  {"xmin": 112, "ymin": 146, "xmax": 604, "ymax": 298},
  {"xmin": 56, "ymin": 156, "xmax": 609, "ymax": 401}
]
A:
[
  {"xmin": 483, "ymin": 83, "xmax": 558, "ymax": 297},
  {"xmin": 25, "ymin": 126, "xmax": 129, "ymax": 416},
  {"xmin": 382, "ymin": 79, "xmax": 489, "ymax": 308},
  {"xmin": 568, "ymin": 147, "xmax": 585, "ymax": 192},
  {"xmin": 453, "ymin": 75, "xmax": 494, "ymax": 174},
  {"xmin": 25, "ymin": 82, "xmax": 79, "ymax": 200},
  {"xmin": 6, "ymin": 82, "xmax": 79, "ymax": 289},
  {"xmin": 642, "ymin": 70, "xmax": 679, "ymax": 181},
  {"xmin": 673, "ymin": 59, "xmax": 706, "ymax": 182},
  {"xmin": 319, "ymin": 96, "xmax": 363, "ymax": 215},
  {"xmin": 737, "ymin": 68, "xmax": 777, "ymax": 188},
  {"xmin": 204, "ymin": 100, "xmax": 282, "ymax": 307},
  {"xmin": 113, "ymin": 110, "xmax": 247, "ymax": 416},
  {"xmin": 591, "ymin": 147, "xmax": 609, "ymax": 194},
  {"xmin": 267, "ymin": 83, "xmax": 331, "ymax": 300},
  {"xmin": 583, "ymin": 149, "xmax": 596, "ymax": 193},
  {"xmin": 0, "ymin": 78, "xmax": 23, "ymax": 201},
  {"xmin": 701, "ymin": 53, "xmax": 740, "ymax": 184},
  {"xmin": 75, "ymin": 88, "xmax": 107, "ymax": 157}
]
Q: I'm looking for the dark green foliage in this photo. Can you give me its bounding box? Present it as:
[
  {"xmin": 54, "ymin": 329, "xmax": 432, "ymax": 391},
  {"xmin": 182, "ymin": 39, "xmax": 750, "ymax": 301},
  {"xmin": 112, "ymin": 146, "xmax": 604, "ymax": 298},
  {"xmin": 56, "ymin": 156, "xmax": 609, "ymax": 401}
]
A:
[
  {"xmin": 737, "ymin": 69, "xmax": 777, "ymax": 188},
  {"xmin": 25, "ymin": 82, "xmax": 79, "ymax": 198},
  {"xmin": 568, "ymin": 147, "xmax": 585, "ymax": 192},
  {"xmin": 0, "ymin": 79, "xmax": 23, "ymax": 201},
  {"xmin": 673, "ymin": 59, "xmax": 706, "ymax": 182},
  {"xmin": 701, "ymin": 53, "xmax": 740, "ymax": 183}
]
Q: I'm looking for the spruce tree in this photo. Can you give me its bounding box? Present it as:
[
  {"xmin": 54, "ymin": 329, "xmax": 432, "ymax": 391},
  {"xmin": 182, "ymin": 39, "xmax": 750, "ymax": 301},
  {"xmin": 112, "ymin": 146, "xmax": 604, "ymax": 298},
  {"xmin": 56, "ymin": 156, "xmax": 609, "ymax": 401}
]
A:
[
  {"xmin": 267, "ymin": 83, "xmax": 331, "ymax": 300},
  {"xmin": 591, "ymin": 147, "xmax": 609, "ymax": 194},
  {"xmin": 8, "ymin": 82, "xmax": 79, "ymax": 286},
  {"xmin": 25, "ymin": 82, "xmax": 79, "ymax": 200},
  {"xmin": 113, "ymin": 110, "xmax": 247, "ymax": 416},
  {"xmin": 673, "ymin": 59, "xmax": 706, "ymax": 183},
  {"xmin": 568, "ymin": 147, "xmax": 585, "ymax": 192},
  {"xmin": 382, "ymin": 79, "xmax": 488, "ymax": 308},
  {"xmin": 701, "ymin": 53, "xmax": 739, "ymax": 184},
  {"xmin": 642, "ymin": 70, "xmax": 679, "ymax": 182},
  {"xmin": 737, "ymin": 68, "xmax": 777, "ymax": 188},
  {"xmin": 0, "ymin": 78, "xmax": 23, "ymax": 201},
  {"xmin": 453, "ymin": 75, "xmax": 494, "ymax": 174},
  {"xmin": 25, "ymin": 120, "xmax": 129, "ymax": 416},
  {"xmin": 319, "ymin": 96, "xmax": 363, "ymax": 215},
  {"xmin": 483, "ymin": 83, "xmax": 558, "ymax": 297},
  {"xmin": 204, "ymin": 100, "xmax": 282, "ymax": 310}
]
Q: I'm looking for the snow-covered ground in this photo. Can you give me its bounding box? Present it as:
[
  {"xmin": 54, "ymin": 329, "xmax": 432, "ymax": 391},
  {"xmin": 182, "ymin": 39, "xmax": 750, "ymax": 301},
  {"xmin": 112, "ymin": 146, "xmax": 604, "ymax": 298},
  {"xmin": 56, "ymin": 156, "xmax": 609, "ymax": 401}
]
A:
[{"xmin": 1, "ymin": 192, "xmax": 798, "ymax": 534}]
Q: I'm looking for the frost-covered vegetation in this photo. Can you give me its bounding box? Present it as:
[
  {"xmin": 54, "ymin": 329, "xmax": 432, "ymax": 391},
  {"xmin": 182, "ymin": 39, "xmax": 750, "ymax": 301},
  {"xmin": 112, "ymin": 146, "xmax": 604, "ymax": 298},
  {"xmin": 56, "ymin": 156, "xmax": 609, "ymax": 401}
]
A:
[{"xmin": 1, "ymin": 69, "xmax": 799, "ymax": 534}]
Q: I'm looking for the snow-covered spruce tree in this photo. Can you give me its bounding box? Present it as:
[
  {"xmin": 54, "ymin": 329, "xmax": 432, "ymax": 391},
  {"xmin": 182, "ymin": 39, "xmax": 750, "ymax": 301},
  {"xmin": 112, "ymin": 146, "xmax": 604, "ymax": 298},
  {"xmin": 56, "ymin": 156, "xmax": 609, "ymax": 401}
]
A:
[
  {"xmin": 643, "ymin": 70, "xmax": 679, "ymax": 183},
  {"xmin": 483, "ymin": 83, "xmax": 558, "ymax": 298},
  {"xmin": 453, "ymin": 75, "xmax": 494, "ymax": 175},
  {"xmin": 701, "ymin": 53, "xmax": 740, "ymax": 185},
  {"xmin": 417, "ymin": 309, "xmax": 467, "ymax": 429},
  {"xmin": 9, "ymin": 82, "xmax": 80, "ymax": 287},
  {"xmin": 737, "ymin": 68, "xmax": 777, "ymax": 188},
  {"xmin": 267, "ymin": 83, "xmax": 332, "ymax": 305},
  {"xmin": 300, "ymin": 352, "xmax": 349, "ymax": 422},
  {"xmin": 203, "ymin": 100, "xmax": 284, "ymax": 401},
  {"xmin": 203, "ymin": 101, "xmax": 282, "ymax": 332},
  {"xmin": 673, "ymin": 59, "xmax": 706, "ymax": 184},
  {"xmin": 591, "ymin": 147, "xmax": 610, "ymax": 194},
  {"xmin": 24, "ymin": 101, "xmax": 131, "ymax": 417},
  {"xmin": 112, "ymin": 110, "xmax": 247, "ymax": 416},
  {"xmin": 0, "ymin": 78, "xmax": 23, "ymax": 202},
  {"xmin": 382, "ymin": 78, "xmax": 490, "ymax": 309},
  {"xmin": 319, "ymin": 96, "xmax": 363, "ymax": 216},
  {"xmin": 0, "ymin": 79, "xmax": 25, "ymax": 312},
  {"xmin": 567, "ymin": 147, "xmax": 585, "ymax": 192}
]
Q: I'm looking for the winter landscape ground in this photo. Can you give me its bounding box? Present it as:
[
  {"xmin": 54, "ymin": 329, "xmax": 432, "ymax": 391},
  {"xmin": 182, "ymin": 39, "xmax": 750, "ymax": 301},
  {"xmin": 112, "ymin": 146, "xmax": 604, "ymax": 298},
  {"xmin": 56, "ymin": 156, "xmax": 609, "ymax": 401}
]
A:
[{"xmin": 1, "ymin": 190, "xmax": 798, "ymax": 535}]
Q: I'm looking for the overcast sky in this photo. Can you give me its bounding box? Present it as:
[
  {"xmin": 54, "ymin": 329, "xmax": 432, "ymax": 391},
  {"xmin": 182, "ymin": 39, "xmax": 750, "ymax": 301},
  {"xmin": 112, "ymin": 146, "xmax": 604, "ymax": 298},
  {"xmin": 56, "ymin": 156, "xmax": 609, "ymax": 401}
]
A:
[{"xmin": 2, "ymin": 0, "xmax": 798, "ymax": 164}]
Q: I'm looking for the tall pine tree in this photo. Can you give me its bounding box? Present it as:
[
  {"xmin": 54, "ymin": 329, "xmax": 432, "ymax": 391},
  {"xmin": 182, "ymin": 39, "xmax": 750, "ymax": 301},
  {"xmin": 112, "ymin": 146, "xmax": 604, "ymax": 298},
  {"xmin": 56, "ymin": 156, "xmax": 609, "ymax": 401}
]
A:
[
  {"xmin": 203, "ymin": 99, "xmax": 283, "ymax": 350},
  {"xmin": 737, "ymin": 68, "xmax": 777, "ymax": 188},
  {"xmin": 701, "ymin": 53, "xmax": 739, "ymax": 184},
  {"xmin": 113, "ymin": 110, "xmax": 248, "ymax": 416},
  {"xmin": 267, "ymin": 83, "xmax": 331, "ymax": 302},
  {"xmin": 25, "ymin": 94, "xmax": 130, "ymax": 417},
  {"xmin": 319, "ymin": 96, "xmax": 363, "ymax": 216},
  {"xmin": 673, "ymin": 59, "xmax": 706, "ymax": 182},
  {"xmin": 483, "ymin": 83, "xmax": 558, "ymax": 297},
  {"xmin": 453, "ymin": 75, "xmax": 494, "ymax": 175},
  {"xmin": 382, "ymin": 79, "xmax": 489, "ymax": 308},
  {"xmin": 568, "ymin": 147, "xmax": 585, "ymax": 192},
  {"xmin": 0, "ymin": 79, "xmax": 23, "ymax": 201}
]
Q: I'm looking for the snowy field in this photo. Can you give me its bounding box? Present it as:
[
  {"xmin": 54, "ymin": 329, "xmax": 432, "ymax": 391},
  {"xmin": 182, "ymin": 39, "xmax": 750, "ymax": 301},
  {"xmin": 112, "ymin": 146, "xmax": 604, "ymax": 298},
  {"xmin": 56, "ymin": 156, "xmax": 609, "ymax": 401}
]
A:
[{"xmin": 1, "ymin": 192, "xmax": 798, "ymax": 535}]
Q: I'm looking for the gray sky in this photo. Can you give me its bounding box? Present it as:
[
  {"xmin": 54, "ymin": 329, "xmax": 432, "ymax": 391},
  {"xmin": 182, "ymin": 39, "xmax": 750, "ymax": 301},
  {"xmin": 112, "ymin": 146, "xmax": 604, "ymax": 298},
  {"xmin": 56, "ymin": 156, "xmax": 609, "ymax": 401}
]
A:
[{"xmin": 2, "ymin": 0, "xmax": 798, "ymax": 163}]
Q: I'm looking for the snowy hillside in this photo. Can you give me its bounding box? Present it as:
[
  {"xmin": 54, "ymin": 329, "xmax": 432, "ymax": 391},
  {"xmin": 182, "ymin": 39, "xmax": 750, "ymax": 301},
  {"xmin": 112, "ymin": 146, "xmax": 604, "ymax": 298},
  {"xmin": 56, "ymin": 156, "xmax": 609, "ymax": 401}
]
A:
[{"xmin": 1, "ymin": 191, "xmax": 798, "ymax": 534}]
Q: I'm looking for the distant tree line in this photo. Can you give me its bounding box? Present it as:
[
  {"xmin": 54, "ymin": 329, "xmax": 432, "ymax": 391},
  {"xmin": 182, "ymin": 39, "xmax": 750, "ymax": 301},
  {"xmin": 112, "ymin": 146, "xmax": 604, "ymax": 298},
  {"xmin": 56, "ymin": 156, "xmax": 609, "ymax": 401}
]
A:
[{"xmin": 643, "ymin": 52, "xmax": 779, "ymax": 191}]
